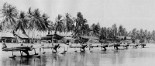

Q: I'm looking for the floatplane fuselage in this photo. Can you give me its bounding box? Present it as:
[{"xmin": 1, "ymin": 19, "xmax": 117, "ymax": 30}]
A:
[{"xmin": 2, "ymin": 46, "xmax": 38, "ymax": 58}]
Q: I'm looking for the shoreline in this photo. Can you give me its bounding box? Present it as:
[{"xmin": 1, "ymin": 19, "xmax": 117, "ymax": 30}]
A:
[{"xmin": 0, "ymin": 43, "xmax": 154, "ymax": 57}]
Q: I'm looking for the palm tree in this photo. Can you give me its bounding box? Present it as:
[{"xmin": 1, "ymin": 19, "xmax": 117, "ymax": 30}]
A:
[
  {"xmin": 1, "ymin": 3, "xmax": 28, "ymax": 36},
  {"xmin": 81, "ymin": 24, "xmax": 90, "ymax": 36},
  {"xmin": 111, "ymin": 24, "xmax": 117, "ymax": 38},
  {"xmin": 0, "ymin": 23, "xmax": 2, "ymax": 31},
  {"xmin": 91, "ymin": 23, "xmax": 100, "ymax": 37},
  {"xmin": 54, "ymin": 14, "xmax": 65, "ymax": 34},
  {"xmin": 27, "ymin": 8, "xmax": 49, "ymax": 43},
  {"xmin": 73, "ymin": 12, "xmax": 88, "ymax": 37},
  {"xmin": 0, "ymin": 3, "xmax": 31, "ymax": 43},
  {"xmin": 131, "ymin": 28, "xmax": 137, "ymax": 40},
  {"xmin": 42, "ymin": 13, "xmax": 52, "ymax": 34},
  {"xmin": 151, "ymin": 30, "xmax": 155, "ymax": 40},
  {"xmin": 118, "ymin": 25, "xmax": 127, "ymax": 36},
  {"xmin": 0, "ymin": 3, "xmax": 18, "ymax": 31},
  {"xmin": 65, "ymin": 13, "xmax": 74, "ymax": 32},
  {"xmin": 28, "ymin": 8, "xmax": 48, "ymax": 31},
  {"xmin": 106, "ymin": 27, "xmax": 112, "ymax": 39},
  {"xmin": 13, "ymin": 11, "xmax": 29, "ymax": 37},
  {"xmin": 99, "ymin": 27, "xmax": 107, "ymax": 40},
  {"xmin": 47, "ymin": 20, "xmax": 54, "ymax": 34},
  {"xmin": 90, "ymin": 23, "xmax": 95, "ymax": 36}
]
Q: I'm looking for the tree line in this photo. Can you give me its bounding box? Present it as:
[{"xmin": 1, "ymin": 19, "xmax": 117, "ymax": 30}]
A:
[{"xmin": 0, "ymin": 3, "xmax": 155, "ymax": 42}]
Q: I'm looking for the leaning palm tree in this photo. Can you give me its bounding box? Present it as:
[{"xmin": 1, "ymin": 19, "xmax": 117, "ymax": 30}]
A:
[
  {"xmin": 42, "ymin": 13, "xmax": 52, "ymax": 34},
  {"xmin": 27, "ymin": 8, "xmax": 49, "ymax": 43},
  {"xmin": 28, "ymin": 8, "xmax": 48, "ymax": 31},
  {"xmin": 13, "ymin": 11, "xmax": 29, "ymax": 37}
]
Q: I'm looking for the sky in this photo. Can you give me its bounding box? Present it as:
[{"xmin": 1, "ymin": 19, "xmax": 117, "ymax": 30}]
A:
[{"xmin": 0, "ymin": 0, "xmax": 155, "ymax": 31}]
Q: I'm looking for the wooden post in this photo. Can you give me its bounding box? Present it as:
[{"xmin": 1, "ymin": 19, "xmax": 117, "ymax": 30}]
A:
[
  {"xmin": 20, "ymin": 50, "xmax": 23, "ymax": 56},
  {"xmin": 51, "ymin": 35, "xmax": 53, "ymax": 52},
  {"xmin": 12, "ymin": 51, "xmax": 14, "ymax": 56}
]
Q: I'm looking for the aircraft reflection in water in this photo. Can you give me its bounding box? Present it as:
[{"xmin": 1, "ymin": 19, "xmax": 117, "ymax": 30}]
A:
[{"xmin": 1, "ymin": 51, "xmax": 98, "ymax": 66}]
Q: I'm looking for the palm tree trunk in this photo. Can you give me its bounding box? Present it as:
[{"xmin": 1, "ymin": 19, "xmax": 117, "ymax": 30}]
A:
[
  {"xmin": 55, "ymin": 27, "xmax": 57, "ymax": 34},
  {"xmin": 32, "ymin": 29, "xmax": 36, "ymax": 43}
]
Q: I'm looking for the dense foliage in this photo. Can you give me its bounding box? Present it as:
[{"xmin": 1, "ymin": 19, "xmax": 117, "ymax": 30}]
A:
[{"xmin": 0, "ymin": 3, "xmax": 155, "ymax": 42}]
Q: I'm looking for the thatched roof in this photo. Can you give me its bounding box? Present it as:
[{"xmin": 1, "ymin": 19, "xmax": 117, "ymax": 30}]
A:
[
  {"xmin": 117, "ymin": 36, "xmax": 131, "ymax": 40},
  {"xmin": 74, "ymin": 36, "xmax": 89, "ymax": 43},
  {"xmin": 41, "ymin": 34, "xmax": 64, "ymax": 40},
  {"xmin": 80, "ymin": 36, "xmax": 99, "ymax": 40}
]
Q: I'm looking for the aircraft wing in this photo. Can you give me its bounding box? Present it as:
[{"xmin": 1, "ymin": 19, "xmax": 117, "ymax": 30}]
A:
[{"xmin": 2, "ymin": 47, "xmax": 32, "ymax": 51}]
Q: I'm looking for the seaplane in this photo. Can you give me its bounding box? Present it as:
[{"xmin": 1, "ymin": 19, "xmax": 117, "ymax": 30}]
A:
[
  {"xmin": 2, "ymin": 45, "xmax": 38, "ymax": 58},
  {"xmin": 40, "ymin": 34, "xmax": 63, "ymax": 54},
  {"xmin": 2, "ymin": 34, "xmax": 39, "ymax": 58}
]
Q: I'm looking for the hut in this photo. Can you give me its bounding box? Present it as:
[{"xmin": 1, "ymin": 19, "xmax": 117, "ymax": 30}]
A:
[
  {"xmin": 0, "ymin": 32, "xmax": 16, "ymax": 43},
  {"xmin": 41, "ymin": 34, "xmax": 64, "ymax": 43}
]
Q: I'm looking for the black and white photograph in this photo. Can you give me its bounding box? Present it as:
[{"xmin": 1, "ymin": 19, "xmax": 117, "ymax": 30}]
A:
[{"xmin": 0, "ymin": 0, "xmax": 155, "ymax": 66}]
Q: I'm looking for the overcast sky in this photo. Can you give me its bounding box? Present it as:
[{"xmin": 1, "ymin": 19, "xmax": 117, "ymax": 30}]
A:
[{"xmin": 0, "ymin": 0, "xmax": 155, "ymax": 31}]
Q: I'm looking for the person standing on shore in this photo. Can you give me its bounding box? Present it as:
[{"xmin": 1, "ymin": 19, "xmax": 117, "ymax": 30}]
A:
[
  {"xmin": 64, "ymin": 40, "xmax": 70, "ymax": 52},
  {"xmin": 60, "ymin": 40, "xmax": 70, "ymax": 54},
  {"xmin": 2, "ymin": 40, "xmax": 7, "ymax": 49},
  {"xmin": 74, "ymin": 42, "xmax": 78, "ymax": 52},
  {"xmin": 88, "ymin": 43, "xmax": 92, "ymax": 51}
]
